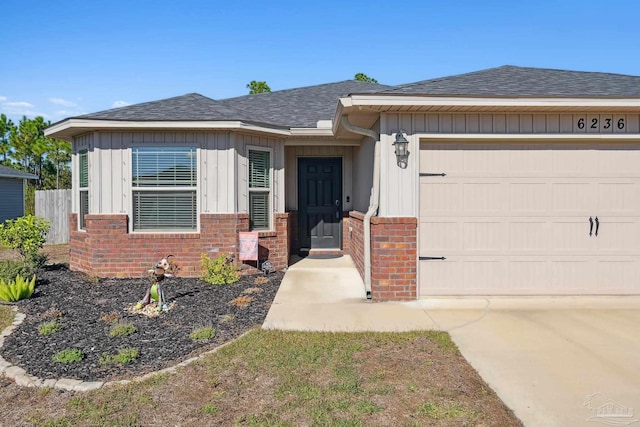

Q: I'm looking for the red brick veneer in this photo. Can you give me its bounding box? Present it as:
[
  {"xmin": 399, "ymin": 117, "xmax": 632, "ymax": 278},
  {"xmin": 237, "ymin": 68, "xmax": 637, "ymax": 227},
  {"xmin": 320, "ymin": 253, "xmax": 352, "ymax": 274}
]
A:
[
  {"xmin": 69, "ymin": 212, "xmax": 289, "ymax": 278},
  {"xmin": 348, "ymin": 212, "xmax": 417, "ymax": 301}
]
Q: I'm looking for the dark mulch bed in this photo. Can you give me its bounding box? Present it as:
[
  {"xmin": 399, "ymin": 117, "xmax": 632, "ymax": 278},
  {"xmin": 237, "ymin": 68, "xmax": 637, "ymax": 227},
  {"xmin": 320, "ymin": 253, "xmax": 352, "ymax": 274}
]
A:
[{"xmin": 1, "ymin": 265, "xmax": 283, "ymax": 382}]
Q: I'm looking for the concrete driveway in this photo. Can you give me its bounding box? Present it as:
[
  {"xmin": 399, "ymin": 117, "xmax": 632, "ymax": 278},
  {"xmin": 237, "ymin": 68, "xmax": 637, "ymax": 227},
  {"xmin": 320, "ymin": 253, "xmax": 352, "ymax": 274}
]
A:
[{"xmin": 416, "ymin": 297, "xmax": 640, "ymax": 427}]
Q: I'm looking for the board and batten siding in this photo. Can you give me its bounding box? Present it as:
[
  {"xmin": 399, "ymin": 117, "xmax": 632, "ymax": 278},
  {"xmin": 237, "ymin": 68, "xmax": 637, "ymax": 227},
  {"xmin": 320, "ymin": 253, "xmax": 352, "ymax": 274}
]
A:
[
  {"xmin": 73, "ymin": 131, "xmax": 241, "ymax": 230},
  {"xmin": 0, "ymin": 177, "xmax": 25, "ymax": 221},
  {"xmin": 237, "ymin": 133, "xmax": 285, "ymax": 217},
  {"xmin": 380, "ymin": 112, "xmax": 640, "ymax": 218},
  {"xmin": 71, "ymin": 132, "xmax": 93, "ymax": 214},
  {"xmin": 284, "ymin": 145, "xmax": 354, "ymax": 212}
]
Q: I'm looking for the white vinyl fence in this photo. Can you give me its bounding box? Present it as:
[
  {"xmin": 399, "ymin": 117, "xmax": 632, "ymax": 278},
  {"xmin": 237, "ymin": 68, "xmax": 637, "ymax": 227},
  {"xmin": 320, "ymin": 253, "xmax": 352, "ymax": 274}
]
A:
[{"xmin": 35, "ymin": 189, "xmax": 72, "ymax": 244}]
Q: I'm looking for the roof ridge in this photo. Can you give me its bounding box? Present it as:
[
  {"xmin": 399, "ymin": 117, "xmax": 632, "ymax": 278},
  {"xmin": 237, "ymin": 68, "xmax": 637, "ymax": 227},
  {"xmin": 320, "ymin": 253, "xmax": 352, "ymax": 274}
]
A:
[
  {"xmin": 383, "ymin": 65, "xmax": 514, "ymax": 92},
  {"xmin": 221, "ymin": 80, "xmax": 391, "ymax": 101}
]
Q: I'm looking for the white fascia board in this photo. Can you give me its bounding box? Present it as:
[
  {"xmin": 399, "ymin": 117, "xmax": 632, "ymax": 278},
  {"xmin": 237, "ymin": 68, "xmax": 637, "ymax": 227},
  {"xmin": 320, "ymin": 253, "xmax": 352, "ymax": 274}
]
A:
[
  {"xmin": 289, "ymin": 127, "xmax": 334, "ymax": 137},
  {"xmin": 344, "ymin": 95, "xmax": 640, "ymax": 109},
  {"xmin": 45, "ymin": 119, "xmax": 291, "ymax": 138},
  {"xmin": 420, "ymin": 133, "xmax": 640, "ymax": 141}
]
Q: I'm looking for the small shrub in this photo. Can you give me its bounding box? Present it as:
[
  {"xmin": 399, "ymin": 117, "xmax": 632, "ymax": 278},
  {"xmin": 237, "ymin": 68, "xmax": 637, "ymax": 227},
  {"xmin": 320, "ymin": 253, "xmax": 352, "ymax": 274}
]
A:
[
  {"xmin": 0, "ymin": 215, "xmax": 50, "ymax": 268},
  {"xmin": 99, "ymin": 347, "xmax": 139, "ymax": 365},
  {"xmin": 229, "ymin": 295, "xmax": 253, "ymax": 307},
  {"xmin": 253, "ymin": 275, "xmax": 269, "ymax": 285},
  {"xmin": 200, "ymin": 253, "xmax": 239, "ymax": 285},
  {"xmin": 190, "ymin": 326, "xmax": 216, "ymax": 341},
  {"xmin": 0, "ymin": 260, "xmax": 32, "ymax": 283},
  {"xmin": 109, "ymin": 321, "xmax": 136, "ymax": 338},
  {"xmin": 38, "ymin": 320, "xmax": 61, "ymax": 335},
  {"xmin": 42, "ymin": 304, "xmax": 64, "ymax": 319},
  {"xmin": 100, "ymin": 311, "xmax": 120, "ymax": 323},
  {"xmin": 0, "ymin": 275, "xmax": 35, "ymax": 302},
  {"xmin": 52, "ymin": 349, "xmax": 84, "ymax": 364}
]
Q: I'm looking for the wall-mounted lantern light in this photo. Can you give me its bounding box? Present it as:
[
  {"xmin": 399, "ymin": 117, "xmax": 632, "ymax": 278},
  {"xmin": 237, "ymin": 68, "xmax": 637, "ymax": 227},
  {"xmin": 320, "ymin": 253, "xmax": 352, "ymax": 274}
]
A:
[{"xmin": 393, "ymin": 131, "xmax": 410, "ymax": 169}]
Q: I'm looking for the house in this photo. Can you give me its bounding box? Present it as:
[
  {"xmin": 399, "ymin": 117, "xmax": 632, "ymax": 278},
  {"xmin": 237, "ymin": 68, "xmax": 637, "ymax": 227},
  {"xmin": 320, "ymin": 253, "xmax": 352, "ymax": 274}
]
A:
[
  {"xmin": 45, "ymin": 65, "xmax": 640, "ymax": 300},
  {"xmin": 0, "ymin": 165, "xmax": 37, "ymax": 222}
]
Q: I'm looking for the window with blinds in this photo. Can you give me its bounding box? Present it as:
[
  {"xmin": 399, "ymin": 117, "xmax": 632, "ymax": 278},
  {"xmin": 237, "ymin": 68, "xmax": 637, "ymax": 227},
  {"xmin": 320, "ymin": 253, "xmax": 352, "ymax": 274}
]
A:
[
  {"xmin": 248, "ymin": 149, "xmax": 271, "ymax": 230},
  {"xmin": 132, "ymin": 147, "xmax": 197, "ymax": 231},
  {"xmin": 79, "ymin": 150, "xmax": 88, "ymax": 230}
]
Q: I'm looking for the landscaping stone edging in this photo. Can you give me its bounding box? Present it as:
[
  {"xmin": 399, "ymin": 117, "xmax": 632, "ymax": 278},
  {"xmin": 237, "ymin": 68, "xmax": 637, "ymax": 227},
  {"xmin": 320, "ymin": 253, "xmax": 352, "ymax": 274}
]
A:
[{"xmin": 0, "ymin": 307, "xmax": 250, "ymax": 392}]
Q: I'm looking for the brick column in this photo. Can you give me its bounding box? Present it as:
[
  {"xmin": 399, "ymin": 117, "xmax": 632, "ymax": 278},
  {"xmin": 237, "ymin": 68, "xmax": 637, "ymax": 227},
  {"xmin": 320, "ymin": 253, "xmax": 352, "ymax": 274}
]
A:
[{"xmin": 370, "ymin": 217, "xmax": 417, "ymax": 301}]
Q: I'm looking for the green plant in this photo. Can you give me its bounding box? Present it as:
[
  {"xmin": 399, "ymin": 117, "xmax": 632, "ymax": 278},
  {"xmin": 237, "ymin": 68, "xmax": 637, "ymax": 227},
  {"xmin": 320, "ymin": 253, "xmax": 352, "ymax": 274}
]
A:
[
  {"xmin": 52, "ymin": 348, "xmax": 84, "ymax": 364},
  {"xmin": 0, "ymin": 274, "xmax": 35, "ymax": 302},
  {"xmin": 199, "ymin": 253, "xmax": 239, "ymax": 285},
  {"xmin": 0, "ymin": 215, "xmax": 50, "ymax": 268},
  {"xmin": 109, "ymin": 321, "xmax": 136, "ymax": 338},
  {"xmin": 38, "ymin": 320, "xmax": 61, "ymax": 335},
  {"xmin": 202, "ymin": 404, "xmax": 219, "ymax": 414},
  {"xmin": 190, "ymin": 326, "xmax": 216, "ymax": 341},
  {"xmin": 0, "ymin": 259, "xmax": 32, "ymax": 283},
  {"xmin": 99, "ymin": 347, "xmax": 139, "ymax": 365}
]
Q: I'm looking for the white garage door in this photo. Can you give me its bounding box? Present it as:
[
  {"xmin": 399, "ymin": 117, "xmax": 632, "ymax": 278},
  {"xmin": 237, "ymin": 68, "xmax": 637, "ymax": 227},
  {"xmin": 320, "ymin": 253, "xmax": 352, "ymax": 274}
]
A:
[{"xmin": 419, "ymin": 142, "xmax": 640, "ymax": 296}]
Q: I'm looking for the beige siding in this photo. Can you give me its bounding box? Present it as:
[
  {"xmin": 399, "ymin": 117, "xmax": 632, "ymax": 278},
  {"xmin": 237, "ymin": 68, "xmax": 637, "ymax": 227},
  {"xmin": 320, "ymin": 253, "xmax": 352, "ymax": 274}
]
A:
[
  {"xmin": 352, "ymin": 136, "xmax": 375, "ymax": 213},
  {"xmin": 284, "ymin": 145, "xmax": 354, "ymax": 211},
  {"xmin": 236, "ymin": 133, "xmax": 286, "ymax": 216},
  {"xmin": 380, "ymin": 112, "xmax": 640, "ymax": 218}
]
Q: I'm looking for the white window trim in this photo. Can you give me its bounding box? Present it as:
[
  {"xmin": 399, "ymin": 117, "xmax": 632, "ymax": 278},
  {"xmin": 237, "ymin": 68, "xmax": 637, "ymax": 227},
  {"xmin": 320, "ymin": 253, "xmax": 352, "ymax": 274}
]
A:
[
  {"xmin": 247, "ymin": 145, "xmax": 274, "ymax": 231},
  {"xmin": 129, "ymin": 145, "xmax": 200, "ymax": 233}
]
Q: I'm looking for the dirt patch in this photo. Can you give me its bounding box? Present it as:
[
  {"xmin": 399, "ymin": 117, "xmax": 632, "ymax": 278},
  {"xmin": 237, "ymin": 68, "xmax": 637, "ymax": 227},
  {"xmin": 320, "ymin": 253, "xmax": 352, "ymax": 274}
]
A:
[{"xmin": 0, "ymin": 244, "xmax": 70, "ymax": 265}]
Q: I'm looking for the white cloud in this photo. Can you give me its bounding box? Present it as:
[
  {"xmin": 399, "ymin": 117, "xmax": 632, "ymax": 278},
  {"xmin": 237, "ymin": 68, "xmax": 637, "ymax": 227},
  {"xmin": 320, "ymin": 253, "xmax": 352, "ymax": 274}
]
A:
[
  {"xmin": 49, "ymin": 97, "xmax": 77, "ymax": 107},
  {"xmin": 4, "ymin": 101, "xmax": 34, "ymax": 108},
  {"xmin": 112, "ymin": 100, "xmax": 130, "ymax": 108},
  {"xmin": 0, "ymin": 96, "xmax": 6, "ymax": 102}
]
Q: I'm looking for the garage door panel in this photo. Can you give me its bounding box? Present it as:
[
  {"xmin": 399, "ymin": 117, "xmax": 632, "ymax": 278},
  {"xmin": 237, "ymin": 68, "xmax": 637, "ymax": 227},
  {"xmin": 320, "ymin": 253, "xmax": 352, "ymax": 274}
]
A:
[
  {"xmin": 419, "ymin": 142, "xmax": 640, "ymax": 296},
  {"xmin": 463, "ymin": 183, "xmax": 507, "ymax": 212},
  {"xmin": 510, "ymin": 183, "xmax": 549, "ymax": 212},
  {"xmin": 552, "ymin": 183, "xmax": 597, "ymax": 213}
]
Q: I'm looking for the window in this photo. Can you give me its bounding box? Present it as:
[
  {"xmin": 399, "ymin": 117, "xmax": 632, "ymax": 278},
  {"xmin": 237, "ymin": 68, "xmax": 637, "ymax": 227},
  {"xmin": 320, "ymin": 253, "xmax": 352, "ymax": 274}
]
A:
[
  {"xmin": 78, "ymin": 150, "xmax": 88, "ymax": 230},
  {"xmin": 132, "ymin": 147, "xmax": 197, "ymax": 231},
  {"xmin": 248, "ymin": 149, "xmax": 271, "ymax": 230}
]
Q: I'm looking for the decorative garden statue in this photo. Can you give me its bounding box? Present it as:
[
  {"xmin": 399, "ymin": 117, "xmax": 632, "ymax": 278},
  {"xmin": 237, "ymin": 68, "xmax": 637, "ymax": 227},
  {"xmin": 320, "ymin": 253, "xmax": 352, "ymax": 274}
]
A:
[{"xmin": 136, "ymin": 255, "xmax": 177, "ymax": 311}]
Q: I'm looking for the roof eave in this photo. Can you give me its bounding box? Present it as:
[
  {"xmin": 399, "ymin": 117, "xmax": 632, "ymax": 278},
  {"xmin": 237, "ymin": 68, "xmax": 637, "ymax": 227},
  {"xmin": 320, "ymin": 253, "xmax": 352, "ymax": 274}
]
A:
[
  {"xmin": 45, "ymin": 119, "xmax": 292, "ymax": 141},
  {"xmin": 340, "ymin": 95, "xmax": 640, "ymax": 113}
]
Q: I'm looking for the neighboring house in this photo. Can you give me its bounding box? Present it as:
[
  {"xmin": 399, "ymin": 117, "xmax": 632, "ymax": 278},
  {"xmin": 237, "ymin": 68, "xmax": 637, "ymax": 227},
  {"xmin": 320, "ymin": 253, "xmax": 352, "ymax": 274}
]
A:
[
  {"xmin": 45, "ymin": 65, "xmax": 640, "ymax": 300},
  {"xmin": 0, "ymin": 165, "xmax": 37, "ymax": 222}
]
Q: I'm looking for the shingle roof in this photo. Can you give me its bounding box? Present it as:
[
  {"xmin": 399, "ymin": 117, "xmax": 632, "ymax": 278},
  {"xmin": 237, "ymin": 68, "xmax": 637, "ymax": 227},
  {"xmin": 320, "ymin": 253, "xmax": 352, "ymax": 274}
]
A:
[
  {"xmin": 0, "ymin": 165, "xmax": 38, "ymax": 179},
  {"xmin": 77, "ymin": 93, "xmax": 251, "ymax": 122},
  {"xmin": 380, "ymin": 65, "xmax": 640, "ymax": 97},
  {"xmin": 219, "ymin": 80, "xmax": 392, "ymax": 127}
]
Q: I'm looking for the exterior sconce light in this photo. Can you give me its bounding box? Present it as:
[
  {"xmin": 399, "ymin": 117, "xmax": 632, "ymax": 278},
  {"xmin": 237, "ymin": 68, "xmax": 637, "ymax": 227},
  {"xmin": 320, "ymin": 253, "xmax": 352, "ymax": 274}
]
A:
[{"xmin": 393, "ymin": 131, "xmax": 410, "ymax": 169}]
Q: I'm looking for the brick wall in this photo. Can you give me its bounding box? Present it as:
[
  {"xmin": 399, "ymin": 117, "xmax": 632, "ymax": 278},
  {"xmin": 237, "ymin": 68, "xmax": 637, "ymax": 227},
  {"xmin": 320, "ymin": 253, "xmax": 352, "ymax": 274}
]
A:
[
  {"xmin": 68, "ymin": 212, "xmax": 289, "ymax": 278},
  {"xmin": 347, "ymin": 212, "xmax": 417, "ymax": 301}
]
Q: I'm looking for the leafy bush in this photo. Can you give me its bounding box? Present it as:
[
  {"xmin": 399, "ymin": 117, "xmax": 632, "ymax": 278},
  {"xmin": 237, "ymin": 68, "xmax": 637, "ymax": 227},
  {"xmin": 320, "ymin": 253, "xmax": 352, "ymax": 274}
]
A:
[
  {"xmin": 52, "ymin": 349, "xmax": 84, "ymax": 364},
  {"xmin": 109, "ymin": 321, "xmax": 136, "ymax": 338},
  {"xmin": 0, "ymin": 215, "xmax": 50, "ymax": 268},
  {"xmin": 0, "ymin": 259, "xmax": 32, "ymax": 283},
  {"xmin": 0, "ymin": 274, "xmax": 35, "ymax": 302},
  {"xmin": 38, "ymin": 320, "xmax": 61, "ymax": 335},
  {"xmin": 190, "ymin": 326, "xmax": 216, "ymax": 341},
  {"xmin": 200, "ymin": 253, "xmax": 239, "ymax": 285},
  {"xmin": 99, "ymin": 347, "xmax": 139, "ymax": 365}
]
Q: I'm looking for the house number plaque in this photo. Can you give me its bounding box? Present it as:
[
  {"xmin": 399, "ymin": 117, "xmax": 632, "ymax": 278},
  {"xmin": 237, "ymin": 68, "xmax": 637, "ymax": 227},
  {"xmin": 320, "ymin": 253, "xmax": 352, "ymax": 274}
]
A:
[{"xmin": 576, "ymin": 116, "xmax": 625, "ymax": 131}]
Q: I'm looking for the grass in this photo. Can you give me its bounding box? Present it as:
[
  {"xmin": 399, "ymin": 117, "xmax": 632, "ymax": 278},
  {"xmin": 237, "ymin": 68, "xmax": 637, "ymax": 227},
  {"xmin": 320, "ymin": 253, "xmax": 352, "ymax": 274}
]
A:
[
  {"xmin": 38, "ymin": 320, "xmax": 62, "ymax": 335},
  {"xmin": 2, "ymin": 329, "xmax": 521, "ymax": 426},
  {"xmin": 0, "ymin": 305, "xmax": 14, "ymax": 330}
]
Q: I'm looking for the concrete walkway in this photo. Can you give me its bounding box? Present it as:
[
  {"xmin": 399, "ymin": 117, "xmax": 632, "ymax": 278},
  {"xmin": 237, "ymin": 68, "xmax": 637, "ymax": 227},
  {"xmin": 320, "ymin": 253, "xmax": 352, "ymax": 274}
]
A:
[{"xmin": 263, "ymin": 256, "xmax": 640, "ymax": 427}]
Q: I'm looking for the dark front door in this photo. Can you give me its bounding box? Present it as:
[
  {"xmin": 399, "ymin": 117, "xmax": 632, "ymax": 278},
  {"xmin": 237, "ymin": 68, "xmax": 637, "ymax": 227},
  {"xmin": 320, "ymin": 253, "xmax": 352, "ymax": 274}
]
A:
[{"xmin": 298, "ymin": 157, "xmax": 342, "ymax": 250}]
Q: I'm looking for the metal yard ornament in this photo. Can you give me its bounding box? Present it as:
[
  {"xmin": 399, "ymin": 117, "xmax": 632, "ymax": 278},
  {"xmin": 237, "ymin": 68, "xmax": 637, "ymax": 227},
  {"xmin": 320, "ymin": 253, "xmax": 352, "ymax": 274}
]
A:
[{"xmin": 136, "ymin": 255, "xmax": 178, "ymax": 312}]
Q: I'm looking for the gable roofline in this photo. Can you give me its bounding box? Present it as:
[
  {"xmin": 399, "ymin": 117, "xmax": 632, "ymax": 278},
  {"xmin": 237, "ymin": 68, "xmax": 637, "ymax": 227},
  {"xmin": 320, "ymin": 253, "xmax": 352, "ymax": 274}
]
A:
[{"xmin": 0, "ymin": 165, "xmax": 38, "ymax": 180}]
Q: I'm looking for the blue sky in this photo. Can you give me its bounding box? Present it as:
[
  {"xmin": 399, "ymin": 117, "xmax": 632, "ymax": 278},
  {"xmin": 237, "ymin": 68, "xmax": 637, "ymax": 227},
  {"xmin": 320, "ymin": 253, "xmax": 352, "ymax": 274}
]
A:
[{"xmin": 1, "ymin": 0, "xmax": 639, "ymax": 124}]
